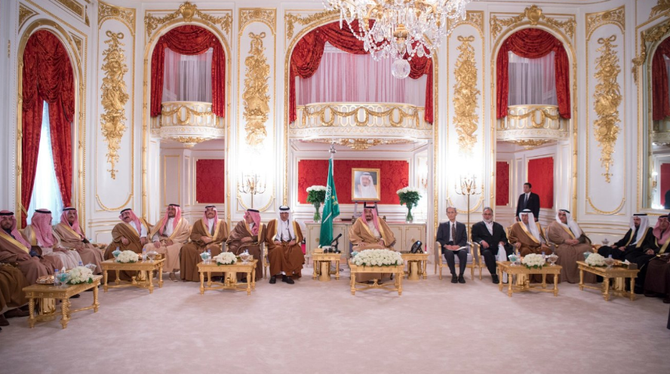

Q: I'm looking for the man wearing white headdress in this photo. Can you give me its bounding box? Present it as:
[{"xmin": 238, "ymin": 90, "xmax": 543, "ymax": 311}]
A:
[
  {"xmin": 598, "ymin": 213, "xmax": 654, "ymax": 260},
  {"xmin": 355, "ymin": 172, "xmax": 378, "ymax": 200},
  {"xmin": 509, "ymin": 209, "xmax": 550, "ymax": 257},
  {"xmin": 547, "ymin": 209, "xmax": 595, "ymax": 283},
  {"xmin": 180, "ymin": 205, "xmax": 228, "ymax": 282},
  {"xmin": 265, "ymin": 206, "xmax": 304, "ymax": 284}
]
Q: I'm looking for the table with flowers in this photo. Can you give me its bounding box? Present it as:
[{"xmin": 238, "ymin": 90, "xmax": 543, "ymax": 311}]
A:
[
  {"xmin": 496, "ymin": 260, "xmax": 562, "ymax": 297},
  {"xmin": 197, "ymin": 253, "xmax": 257, "ymax": 295},
  {"xmin": 577, "ymin": 259, "xmax": 639, "ymax": 301},
  {"xmin": 349, "ymin": 249, "xmax": 405, "ymax": 296},
  {"xmin": 101, "ymin": 255, "xmax": 165, "ymax": 294}
]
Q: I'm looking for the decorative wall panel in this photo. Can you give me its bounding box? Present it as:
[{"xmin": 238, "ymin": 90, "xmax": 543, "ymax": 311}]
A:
[
  {"xmin": 196, "ymin": 159, "xmax": 225, "ymax": 204},
  {"xmin": 528, "ymin": 157, "xmax": 554, "ymax": 209},
  {"xmin": 496, "ymin": 162, "xmax": 510, "ymax": 206}
]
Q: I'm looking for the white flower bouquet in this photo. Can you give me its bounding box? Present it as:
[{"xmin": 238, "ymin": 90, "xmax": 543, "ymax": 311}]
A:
[
  {"xmin": 116, "ymin": 250, "xmax": 139, "ymax": 263},
  {"xmin": 352, "ymin": 249, "xmax": 403, "ymax": 267},
  {"xmin": 522, "ymin": 253, "xmax": 545, "ymax": 269},
  {"xmin": 307, "ymin": 185, "xmax": 327, "ymax": 222},
  {"xmin": 397, "ymin": 187, "xmax": 421, "ymax": 223},
  {"xmin": 585, "ymin": 253, "xmax": 607, "ymax": 267},
  {"xmin": 214, "ymin": 252, "xmax": 237, "ymax": 265},
  {"xmin": 67, "ymin": 266, "xmax": 94, "ymax": 285}
]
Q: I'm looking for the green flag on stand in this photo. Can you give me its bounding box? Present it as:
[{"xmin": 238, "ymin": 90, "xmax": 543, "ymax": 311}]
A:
[{"xmin": 319, "ymin": 155, "xmax": 340, "ymax": 247}]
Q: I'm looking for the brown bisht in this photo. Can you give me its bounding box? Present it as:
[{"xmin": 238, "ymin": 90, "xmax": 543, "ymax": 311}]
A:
[
  {"xmin": 180, "ymin": 219, "xmax": 229, "ymax": 282},
  {"xmin": 226, "ymin": 220, "xmax": 265, "ymax": 281},
  {"xmin": 265, "ymin": 219, "xmax": 305, "ymax": 278}
]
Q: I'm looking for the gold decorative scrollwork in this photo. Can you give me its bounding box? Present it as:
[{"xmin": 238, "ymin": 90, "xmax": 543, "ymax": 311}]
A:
[
  {"xmin": 586, "ymin": 6, "xmax": 625, "ymax": 40},
  {"xmin": 160, "ymin": 103, "xmax": 216, "ymax": 126},
  {"xmin": 490, "ymin": 5, "xmax": 575, "ymax": 40},
  {"xmin": 303, "ymin": 104, "xmax": 419, "ymax": 127},
  {"xmin": 99, "ymin": 1, "xmax": 136, "ymax": 36},
  {"xmin": 18, "ymin": 5, "xmax": 37, "ymax": 31},
  {"xmin": 54, "ymin": 0, "xmax": 86, "ymax": 24},
  {"xmin": 310, "ymin": 138, "xmax": 409, "ymax": 150},
  {"xmin": 240, "ymin": 9, "xmax": 276, "ymax": 35},
  {"xmin": 593, "ymin": 35, "xmax": 622, "ymax": 183},
  {"xmin": 285, "ymin": 10, "xmax": 338, "ymax": 40},
  {"xmin": 633, "ymin": 18, "xmax": 670, "ymax": 84},
  {"xmin": 173, "ymin": 136, "xmax": 207, "ymax": 147},
  {"xmin": 447, "ymin": 11, "xmax": 484, "ymax": 33},
  {"xmin": 651, "ymin": 0, "xmax": 670, "ymax": 18},
  {"xmin": 242, "ymin": 32, "xmax": 270, "ymax": 147},
  {"xmin": 145, "ymin": 1, "xmax": 232, "ymax": 39},
  {"xmin": 100, "ymin": 31, "xmax": 129, "ymax": 180},
  {"xmin": 511, "ymin": 139, "xmax": 552, "ymax": 149},
  {"xmin": 506, "ymin": 107, "xmax": 560, "ymax": 127},
  {"xmin": 453, "ymin": 35, "xmax": 479, "ymax": 154}
]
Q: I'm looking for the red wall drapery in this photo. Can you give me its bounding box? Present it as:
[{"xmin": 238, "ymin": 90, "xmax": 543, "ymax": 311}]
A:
[
  {"xmin": 496, "ymin": 28, "xmax": 570, "ymax": 119},
  {"xmin": 22, "ymin": 30, "xmax": 75, "ymax": 225},
  {"xmin": 298, "ymin": 160, "xmax": 409, "ymax": 205},
  {"xmin": 652, "ymin": 38, "xmax": 670, "ymax": 121},
  {"xmin": 195, "ymin": 159, "xmax": 225, "ymax": 204},
  {"xmin": 289, "ymin": 21, "xmax": 433, "ymax": 123},
  {"xmin": 527, "ymin": 157, "xmax": 554, "ymax": 209},
  {"xmin": 496, "ymin": 162, "xmax": 510, "ymax": 206},
  {"xmin": 150, "ymin": 25, "xmax": 225, "ymax": 117}
]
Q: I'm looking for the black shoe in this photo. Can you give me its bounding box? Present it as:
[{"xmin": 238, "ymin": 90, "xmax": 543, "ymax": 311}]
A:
[
  {"xmin": 458, "ymin": 276, "xmax": 466, "ymax": 284},
  {"xmin": 0, "ymin": 314, "xmax": 8, "ymax": 326},
  {"xmin": 492, "ymin": 275, "xmax": 500, "ymax": 284},
  {"xmin": 282, "ymin": 275, "xmax": 294, "ymax": 284},
  {"xmin": 451, "ymin": 275, "xmax": 458, "ymax": 283},
  {"xmin": 269, "ymin": 276, "xmax": 276, "ymax": 284},
  {"xmin": 71, "ymin": 294, "xmax": 81, "ymax": 299}
]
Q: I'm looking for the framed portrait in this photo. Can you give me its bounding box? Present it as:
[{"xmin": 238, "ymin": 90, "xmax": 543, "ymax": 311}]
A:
[{"xmin": 351, "ymin": 168, "xmax": 381, "ymax": 202}]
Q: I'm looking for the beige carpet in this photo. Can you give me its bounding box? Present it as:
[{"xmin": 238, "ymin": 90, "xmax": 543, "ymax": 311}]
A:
[{"xmin": 1, "ymin": 268, "xmax": 669, "ymax": 374}]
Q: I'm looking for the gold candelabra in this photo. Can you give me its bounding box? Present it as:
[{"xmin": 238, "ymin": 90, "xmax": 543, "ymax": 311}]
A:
[
  {"xmin": 455, "ymin": 174, "xmax": 481, "ymax": 242},
  {"xmin": 237, "ymin": 173, "xmax": 266, "ymax": 209}
]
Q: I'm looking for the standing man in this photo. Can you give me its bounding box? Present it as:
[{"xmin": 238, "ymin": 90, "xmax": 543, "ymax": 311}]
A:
[
  {"xmin": 54, "ymin": 207, "xmax": 104, "ymax": 274},
  {"xmin": 436, "ymin": 206, "xmax": 468, "ymax": 284},
  {"xmin": 516, "ymin": 182, "xmax": 540, "ymax": 221},
  {"xmin": 145, "ymin": 204, "xmax": 190, "ymax": 282},
  {"xmin": 23, "ymin": 209, "xmax": 81, "ymax": 269},
  {"xmin": 471, "ymin": 207, "xmax": 512, "ymax": 284},
  {"xmin": 180, "ymin": 205, "xmax": 228, "ymax": 282},
  {"xmin": 265, "ymin": 206, "xmax": 305, "ymax": 284},
  {"xmin": 104, "ymin": 208, "xmax": 151, "ymax": 281},
  {"xmin": 227, "ymin": 209, "xmax": 265, "ymax": 281},
  {"xmin": 0, "ymin": 211, "xmax": 55, "ymax": 284}
]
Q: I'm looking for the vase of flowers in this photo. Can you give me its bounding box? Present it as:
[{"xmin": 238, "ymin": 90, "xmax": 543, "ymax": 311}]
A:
[
  {"xmin": 522, "ymin": 253, "xmax": 545, "ymax": 269},
  {"xmin": 214, "ymin": 252, "xmax": 237, "ymax": 266},
  {"xmin": 397, "ymin": 187, "xmax": 421, "ymax": 223},
  {"xmin": 66, "ymin": 266, "xmax": 94, "ymax": 285},
  {"xmin": 352, "ymin": 249, "xmax": 404, "ymax": 267},
  {"xmin": 306, "ymin": 185, "xmax": 326, "ymax": 223}
]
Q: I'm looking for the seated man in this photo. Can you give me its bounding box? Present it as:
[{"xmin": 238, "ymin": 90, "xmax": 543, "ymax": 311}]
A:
[
  {"xmin": 54, "ymin": 207, "xmax": 104, "ymax": 274},
  {"xmin": 644, "ymin": 253, "xmax": 670, "ymax": 303},
  {"xmin": 436, "ymin": 206, "xmax": 468, "ymax": 284},
  {"xmin": 227, "ymin": 209, "xmax": 265, "ymax": 282},
  {"xmin": 144, "ymin": 204, "xmax": 190, "ymax": 282},
  {"xmin": 180, "ymin": 205, "xmax": 228, "ymax": 282},
  {"xmin": 471, "ymin": 207, "xmax": 512, "ymax": 284},
  {"xmin": 104, "ymin": 208, "xmax": 151, "ymax": 281},
  {"xmin": 547, "ymin": 209, "xmax": 596, "ymax": 284},
  {"xmin": 598, "ymin": 213, "xmax": 654, "ymax": 260},
  {"xmin": 509, "ymin": 209, "xmax": 550, "ymax": 256},
  {"xmin": 265, "ymin": 206, "xmax": 304, "ymax": 284},
  {"xmin": 23, "ymin": 209, "xmax": 81, "ymax": 269},
  {"xmin": 627, "ymin": 215, "xmax": 670, "ymax": 292},
  {"xmin": 0, "ymin": 210, "xmax": 56, "ymax": 284},
  {"xmin": 0, "ymin": 263, "xmax": 29, "ymax": 331},
  {"xmin": 349, "ymin": 203, "xmax": 396, "ymax": 283}
]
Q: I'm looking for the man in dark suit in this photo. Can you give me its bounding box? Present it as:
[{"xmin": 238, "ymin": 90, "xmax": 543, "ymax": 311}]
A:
[
  {"xmin": 516, "ymin": 182, "xmax": 540, "ymax": 221},
  {"xmin": 436, "ymin": 206, "xmax": 468, "ymax": 284},
  {"xmin": 471, "ymin": 207, "xmax": 513, "ymax": 284}
]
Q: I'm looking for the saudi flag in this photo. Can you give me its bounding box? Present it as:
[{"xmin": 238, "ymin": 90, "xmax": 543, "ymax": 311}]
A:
[{"xmin": 319, "ymin": 157, "xmax": 340, "ymax": 247}]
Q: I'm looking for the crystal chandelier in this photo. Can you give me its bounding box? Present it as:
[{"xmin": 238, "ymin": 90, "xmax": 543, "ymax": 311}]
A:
[{"xmin": 324, "ymin": 0, "xmax": 471, "ymax": 78}]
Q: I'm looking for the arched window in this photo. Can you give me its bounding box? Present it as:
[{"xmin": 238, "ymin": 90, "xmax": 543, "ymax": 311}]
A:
[
  {"xmin": 507, "ymin": 51, "xmax": 557, "ymax": 106},
  {"xmin": 652, "ymin": 37, "xmax": 670, "ymax": 120}
]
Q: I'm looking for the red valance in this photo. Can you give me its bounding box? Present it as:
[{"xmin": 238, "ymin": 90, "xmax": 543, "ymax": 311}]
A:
[
  {"xmin": 496, "ymin": 28, "xmax": 570, "ymax": 119},
  {"xmin": 289, "ymin": 21, "xmax": 433, "ymax": 123},
  {"xmin": 150, "ymin": 25, "xmax": 225, "ymax": 117},
  {"xmin": 653, "ymin": 37, "xmax": 670, "ymax": 121},
  {"xmin": 22, "ymin": 30, "xmax": 75, "ymax": 226}
]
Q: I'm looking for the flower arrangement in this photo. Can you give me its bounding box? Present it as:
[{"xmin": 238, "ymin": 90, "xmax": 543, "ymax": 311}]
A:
[
  {"xmin": 67, "ymin": 266, "xmax": 94, "ymax": 285},
  {"xmin": 352, "ymin": 249, "xmax": 403, "ymax": 267},
  {"xmin": 214, "ymin": 252, "xmax": 237, "ymax": 265},
  {"xmin": 306, "ymin": 185, "xmax": 327, "ymax": 222},
  {"xmin": 116, "ymin": 250, "xmax": 139, "ymax": 263},
  {"xmin": 585, "ymin": 253, "xmax": 607, "ymax": 267},
  {"xmin": 397, "ymin": 187, "xmax": 421, "ymax": 223},
  {"xmin": 522, "ymin": 253, "xmax": 545, "ymax": 269}
]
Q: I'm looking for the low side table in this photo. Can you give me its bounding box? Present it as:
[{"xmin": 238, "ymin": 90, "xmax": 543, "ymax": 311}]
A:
[
  {"xmin": 496, "ymin": 261, "xmax": 561, "ymax": 297},
  {"xmin": 577, "ymin": 261, "xmax": 639, "ymax": 301},
  {"xmin": 312, "ymin": 252, "xmax": 341, "ymax": 281},
  {"xmin": 401, "ymin": 252, "xmax": 428, "ymax": 280},
  {"xmin": 101, "ymin": 258, "xmax": 165, "ymax": 293},
  {"xmin": 197, "ymin": 260, "xmax": 257, "ymax": 295},
  {"xmin": 349, "ymin": 261, "xmax": 404, "ymax": 296},
  {"xmin": 23, "ymin": 275, "xmax": 102, "ymax": 329}
]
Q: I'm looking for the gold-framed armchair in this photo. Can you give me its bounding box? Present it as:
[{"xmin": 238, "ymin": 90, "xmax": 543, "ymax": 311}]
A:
[{"xmin": 435, "ymin": 241, "xmax": 481, "ymax": 280}]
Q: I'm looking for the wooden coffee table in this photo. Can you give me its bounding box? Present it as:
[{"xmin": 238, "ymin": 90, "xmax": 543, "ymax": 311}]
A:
[
  {"xmin": 496, "ymin": 261, "xmax": 562, "ymax": 297},
  {"xmin": 312, "ymin": 252, "xmax": 342, "ymax": 281},
  {"xmin": 101, "ymin": 258, "xmax": 165, "ymax": 293},
  {"xmin": 23, "ymin": 275, "xmax": 102, "ymax": 329},
  {"xmin": 349, "ymin": 261, "xmax": 405, "ymax": 296},
  {"xmin": 401, "ymin": 252, "xmax": 429, "ymax": 280},
  {"xmin": 577, "ymin": 261, "xmax": 639, "ymax": 301},
  {"xmin": 197, "ymin": 260, "xmax": 257, "ymax": 295}
]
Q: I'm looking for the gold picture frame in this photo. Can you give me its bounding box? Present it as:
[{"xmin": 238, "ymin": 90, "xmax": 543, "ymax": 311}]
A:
[{"xmin": 351, "ymin": 168, "xmax": 381, "ymax": 202}]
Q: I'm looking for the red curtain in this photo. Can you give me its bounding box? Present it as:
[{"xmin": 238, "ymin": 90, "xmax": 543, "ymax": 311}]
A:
[
  {"xmin": 289, "ymin": 21, "xmax": 433, "ymax": 123},
  {"xmin": 496, "ymin": 162, "xmax": 510, "ymax": 206},
  {"xmin": 151, "ymin": 25, "xmax": 225, "ymax": 117},
  {"xmin": 195, "ymin": 159, "xmax": 225, "ymax": 203},
  {"xmin": 496, "ymin": 28, "xmax": 570, "ymax": 119},
  {"xmin": 528, "ymin": 157, "xmax": 554, "ymax": 209},
  {"xmin": 22, "ymin": 30, "xmax": 75, "ymax": 225},
  {"xmin": 652, "ymin": 38, "xmax": 670, "ymax": 121},
  {"xmin": 298, "ymin": 159, "xmax": 409, "ymax": 205}
]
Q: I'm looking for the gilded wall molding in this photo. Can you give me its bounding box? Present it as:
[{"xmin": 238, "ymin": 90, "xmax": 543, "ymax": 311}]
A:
[
  {"xmin": 98, "ymin": 1, "xmax": 136, "ymax": 36},
  {"xmin": 651, "ymin": 0, "xmax": 670, "ymax": 18},
  {"xmin": 240, "ymin": 8, "xmax": 276, "ymax": 35},
  {"xmin": 593, "ymin": 35, "xmax": 622, "ymax": 183},
  {"xmin": 490, "ymin": 5, "xmax": 575, "ymax": 40},
  {"xmin": 633, "ymin": 18, "xmax": 670, "ymax": 84},
  {"xmin": 53, "ymin": 0, "xmax": 88, "ymax": 26},
  {"xmin": 285, "ymin": 10, "xmax": 338, "ymax": 41},
  {"xmin": 100, "ymin": 31, "xmax": 129, "ymax": 180},
  {"xmin": 585, "ymin": 6, "xmax": 625, "ymax": 40},
  {"xmin": 242, "ymin": 32, "xmax": 270, "ymax": 147},
  {"xmin": 452, "ymin": 35, "xmax": 479, "ymax": 154},
  {"xmin": 447, "ymin": 11, "xmax": 483, "ymax": 34},
  {"xmin": 70, "ymin": 33, "xmax": 84, "ymax": 59},
  {"xmin": 18, "ymin": 5, "xmax": 38, "ymax": 31},
  {"xmin": 145, "ymin": 1, "xmax": 232, "ymax": 39}
]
